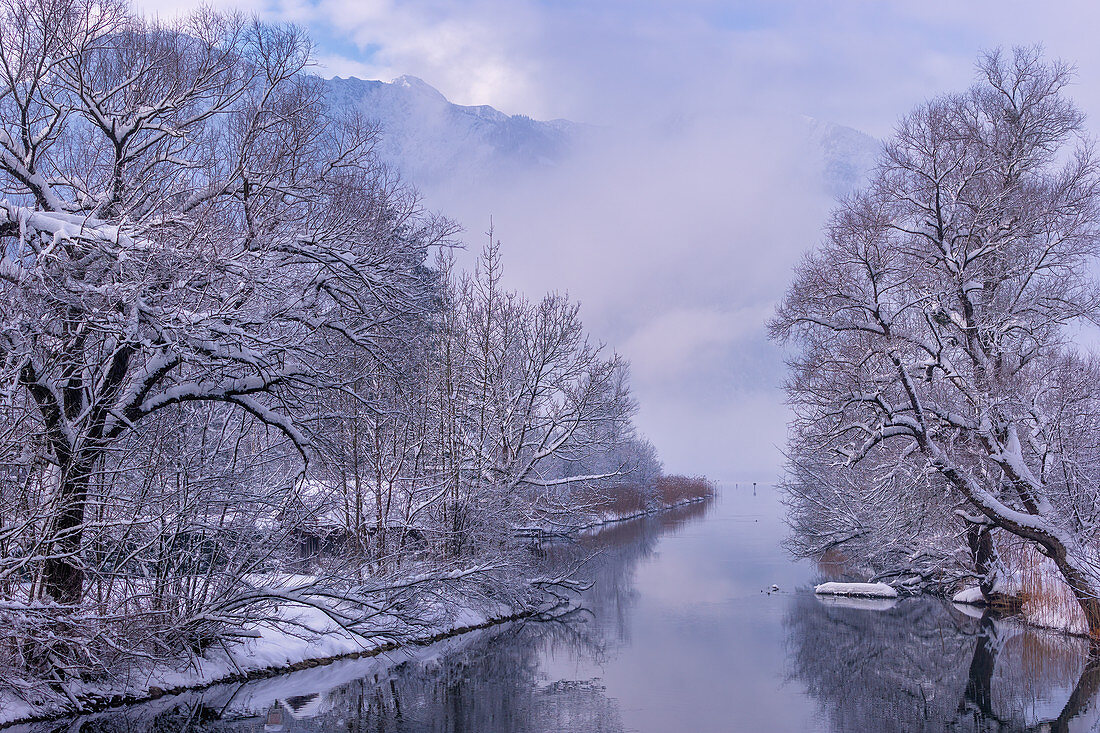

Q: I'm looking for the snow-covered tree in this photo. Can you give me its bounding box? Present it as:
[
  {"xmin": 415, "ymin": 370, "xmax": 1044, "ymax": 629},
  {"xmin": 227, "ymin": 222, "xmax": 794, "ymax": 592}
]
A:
[
  {"xmin": 772, "ymin": 48, "xmax": 1100, "ymax": 633},
  {"xmin": 0, "ymin": 0, "xmax": 446, "ymax": 605},
  {"xmin": 430, "ymin": 235, "xmax": 636, "ymax": 551}
]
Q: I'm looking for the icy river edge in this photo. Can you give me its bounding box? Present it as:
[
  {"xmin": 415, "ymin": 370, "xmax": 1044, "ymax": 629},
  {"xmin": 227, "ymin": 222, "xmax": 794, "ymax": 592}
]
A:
[{"xmin": 0, "ymin": 497, "xmax": 710, "ymax": 729}]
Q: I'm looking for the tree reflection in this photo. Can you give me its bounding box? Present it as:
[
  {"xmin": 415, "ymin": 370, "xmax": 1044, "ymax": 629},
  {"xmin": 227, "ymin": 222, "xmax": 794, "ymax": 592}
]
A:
[
  {"xmin": 786, "ymin": 593, "xmax": 1100, "ymax": 731},
  {"xmin": 313, "ymin": 621, "xmax": 626, "ymax": 733}
]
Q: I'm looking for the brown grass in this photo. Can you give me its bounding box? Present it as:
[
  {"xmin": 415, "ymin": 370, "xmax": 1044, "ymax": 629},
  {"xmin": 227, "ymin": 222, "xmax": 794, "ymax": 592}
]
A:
[
  {"xmin": 997, "ymin": 538, "xmax": 1087, "ymax": 635},
  {"xmin": 817, "ymin": 547, "xmax": 851, "ymax": 581},
  {"xmin": 579, "ymin": 475, "xmax": 714, "ymax": 516},
  {"xmin": 592, "ymin": 483, "xmax": 648, "ymax": 515},
  {"xmin": 653, "ymin": 475, "xmax": 715, "ymax": 505}
]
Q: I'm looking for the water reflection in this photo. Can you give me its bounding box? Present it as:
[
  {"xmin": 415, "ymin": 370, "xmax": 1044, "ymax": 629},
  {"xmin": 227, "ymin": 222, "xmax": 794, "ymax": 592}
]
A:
[
  {"xmin": 259, "ymin": 621, "xmax": 626, "ymax": 732},
  {"xmin": 785, "ymin": 593, "xmax": 1100, "ymax": 731},
  {"xmin": 19, "ymin": 491, "xmax": 1100, "ymax": 732}
]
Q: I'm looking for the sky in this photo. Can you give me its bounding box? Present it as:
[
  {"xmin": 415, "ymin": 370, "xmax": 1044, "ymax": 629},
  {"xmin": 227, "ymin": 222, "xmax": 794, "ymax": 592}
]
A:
[{"xmin": 135, "ymin": 0, "xmax": 1100, "ymax": 482}]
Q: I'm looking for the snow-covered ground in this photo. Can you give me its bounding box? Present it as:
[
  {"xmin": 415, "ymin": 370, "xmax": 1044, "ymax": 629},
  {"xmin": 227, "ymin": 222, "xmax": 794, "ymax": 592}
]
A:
[
  {"xmin": 7, "ymin": 622, "xmax": 515, "ymax": 732},
  {"xmin": 0, "ymin": 494, "xmax": 710, "ymax": 727},
  {"xmin": 0, "ymin": 590, "xmax": 541, "ymax": 728}
]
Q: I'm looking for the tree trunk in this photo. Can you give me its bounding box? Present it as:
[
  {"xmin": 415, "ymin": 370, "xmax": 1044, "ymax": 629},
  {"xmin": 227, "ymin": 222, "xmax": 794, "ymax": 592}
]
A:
[
  {"xmin": 967, "ymin": 522, "xmax": 998, "ymax": 596},
  {"xmin": 1075, "ymin": 591, "xmax": 1100, "ymax": 644},
  {"xmin": 42, "ymin": 463, "xmax": 91, "ymax": 605}
]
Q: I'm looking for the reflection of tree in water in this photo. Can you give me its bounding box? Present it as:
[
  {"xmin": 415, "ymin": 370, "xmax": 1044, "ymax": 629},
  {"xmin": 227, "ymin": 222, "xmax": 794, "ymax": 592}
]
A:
[
  {"xmin": 33, "ymin": 500, "xmax": 712, "ymax": 733},
  {"xmin": 785, "ymin": 593, "xmax": 1100, "ymax": 731},
  {"xmin": 326, "ymin": 503, "xmax": 715, "ymax": 733},
  {"xmin": 27, "ymin": 699, "xmax": 246, "ymax": 733},
  {"xmin": 311, "ymin": 622, "xmax": 624, "ymax": 732},
  {"xmin": 543, "ymin": 500, "xmax": 714, "ymax": 655}
]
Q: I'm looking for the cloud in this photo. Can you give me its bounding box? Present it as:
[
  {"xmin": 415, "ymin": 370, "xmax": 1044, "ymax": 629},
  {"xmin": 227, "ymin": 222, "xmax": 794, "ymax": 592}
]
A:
[
  {"xmin": 314, "ymin": 54, "xmax": 379, "ymax": 81},
  {"xmin": 278, "ymin": 0, "xmax": 547, "ymax": 116},
  {"xmin": 133, "ymin": 0, "xmax": 1100, "ymax": 132},
  {"xmin": 417, "ymin": 106, "xmax": 836, "ymax": 481},
  {"xmin": 621, "ymin": 306, "xmax": 769, "ymax": 385}
]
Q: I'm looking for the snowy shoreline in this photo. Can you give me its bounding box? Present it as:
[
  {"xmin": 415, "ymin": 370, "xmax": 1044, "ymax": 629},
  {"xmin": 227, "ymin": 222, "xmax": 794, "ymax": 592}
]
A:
[
  {"xmin": 816, "ymin": 580, "xmax": 1094, "ymax": 640},
  {"xmin": 511, "ymin": 495, "xmax": 711, "ymax": 540},
  {"xmin": 0, "ymin": 499, "xmax": 707, "ymax": 728},
  {"xmin": 0, "ymin": 601, "xmax": 556, "ymax": 729},
  {"xmin": 951, "ymin": 585, "xmax": 1092, "ymax": 638}
]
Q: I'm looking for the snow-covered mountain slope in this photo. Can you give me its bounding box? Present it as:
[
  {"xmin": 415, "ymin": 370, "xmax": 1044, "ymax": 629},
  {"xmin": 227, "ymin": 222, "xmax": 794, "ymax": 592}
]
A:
[
  {"xmin": 322, "ymin": 74, "xmax": 881, "ymax": 200},
  {"xmin": 323, "ymin": 75, "xmax": 588, "ymax": 188},
  {"xmin": 803, "ymin": 116, "xmax": 881, "ymax": 196}
]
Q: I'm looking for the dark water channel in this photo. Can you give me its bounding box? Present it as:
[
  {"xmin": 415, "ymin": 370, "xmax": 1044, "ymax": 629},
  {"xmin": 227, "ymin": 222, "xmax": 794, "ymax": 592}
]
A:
[{"xmin": 24, "ymin": 486, "xmax": 1100, "ymax": 732}]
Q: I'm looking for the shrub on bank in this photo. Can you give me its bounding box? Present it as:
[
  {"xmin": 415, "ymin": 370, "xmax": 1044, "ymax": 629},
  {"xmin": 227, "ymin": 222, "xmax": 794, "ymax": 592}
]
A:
[
  {"xmin": 581, "ymin": 475, "xmax": 714, "ymax": 519},
  {"xmin": 654, "ymin": 475, "xmax": 715, "ymax": 506}
]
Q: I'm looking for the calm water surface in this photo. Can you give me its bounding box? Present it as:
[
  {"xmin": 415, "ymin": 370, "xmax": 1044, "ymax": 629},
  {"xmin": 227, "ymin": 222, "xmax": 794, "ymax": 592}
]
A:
[{"xmin": 29, "ymin": 485, "xmax": 1100, "ymax": 732}]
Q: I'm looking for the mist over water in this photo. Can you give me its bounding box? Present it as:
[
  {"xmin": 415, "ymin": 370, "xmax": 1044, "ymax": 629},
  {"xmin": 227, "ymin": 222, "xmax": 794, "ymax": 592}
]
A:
[{"xmin": 417, "ymin": 116, "xmax": 841, "ymax": 483}]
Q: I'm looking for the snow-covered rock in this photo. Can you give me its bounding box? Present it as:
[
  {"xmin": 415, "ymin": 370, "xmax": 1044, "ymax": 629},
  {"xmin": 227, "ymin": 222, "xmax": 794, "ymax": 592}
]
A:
[
  {"xmin": 951, "ymin": 586, "xmax": 987, "ymax": 605},
  {"xmin": 813, "ymin": 582, "xmax": 898, "ymax": 598}
]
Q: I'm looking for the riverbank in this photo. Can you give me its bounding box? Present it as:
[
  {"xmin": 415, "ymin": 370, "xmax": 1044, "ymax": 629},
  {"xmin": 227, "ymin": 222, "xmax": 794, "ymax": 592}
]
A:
[
  {"xmin": 816, "ymin": 532, "xmax": 1095, "ymax": 639},
  {"xmin": 513, "ymin": 476, "xmax": 715, "ymax": 539},
  {"xmin": 820, "ymin": 581, "xmax": 1094, "ymax": 639},
  {"xmin": 0, "ymin": 587, "xmax": 559, "ymax": 729},
  {"xmin": 576, "ymin": 475, "xmax": 716, "ymax": 531},
  {"xmin": 951, "ymin": 584, "xmax": 1091, "ymax": 638},
  {"xmin": 576, "ymin": 495, "xmax": 711, "ymax": 531},
  {"xmin": 513, "ymin": 496, "xmax": 712, "ymax": 540},
  {"xmin": 0, "ymin": 494, "xmax": 713, "ymax": 729}
]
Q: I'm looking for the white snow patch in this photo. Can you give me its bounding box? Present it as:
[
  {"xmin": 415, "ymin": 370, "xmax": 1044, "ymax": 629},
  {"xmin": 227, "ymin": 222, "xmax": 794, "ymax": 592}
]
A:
[
  {"xmin": 813, "ymin": 582, "xmax": 898, "ymax": 598},
  {"xmin": 952, "ymin": 586, "xmax": 987, "ymax": 605}
]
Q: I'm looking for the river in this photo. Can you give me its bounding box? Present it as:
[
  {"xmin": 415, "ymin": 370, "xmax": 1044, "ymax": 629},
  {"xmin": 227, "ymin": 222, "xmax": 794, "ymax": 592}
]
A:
[{"xmin": 25, "ymin": 485, "xmax": 1100, "ymax": 732}]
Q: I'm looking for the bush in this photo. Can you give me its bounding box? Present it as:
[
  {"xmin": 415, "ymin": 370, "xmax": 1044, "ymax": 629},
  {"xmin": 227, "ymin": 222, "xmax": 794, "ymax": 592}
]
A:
[
  {"xmin": 654, "ymin": 475, "xmax": 714, "ymax": 506},
  {"xmin": 577, "ymin": 475, "xmax": 713, "ymax": 519}
]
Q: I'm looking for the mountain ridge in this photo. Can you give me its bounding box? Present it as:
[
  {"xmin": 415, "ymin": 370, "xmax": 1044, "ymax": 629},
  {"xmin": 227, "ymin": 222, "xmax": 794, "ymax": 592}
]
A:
[
  {"xmin": 323, "ymin": 74, "xmax": 591, "ymax": 187},
  {"xmin": 321, "ymin": 74, "xmax": 881, "ymax": 197}
]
